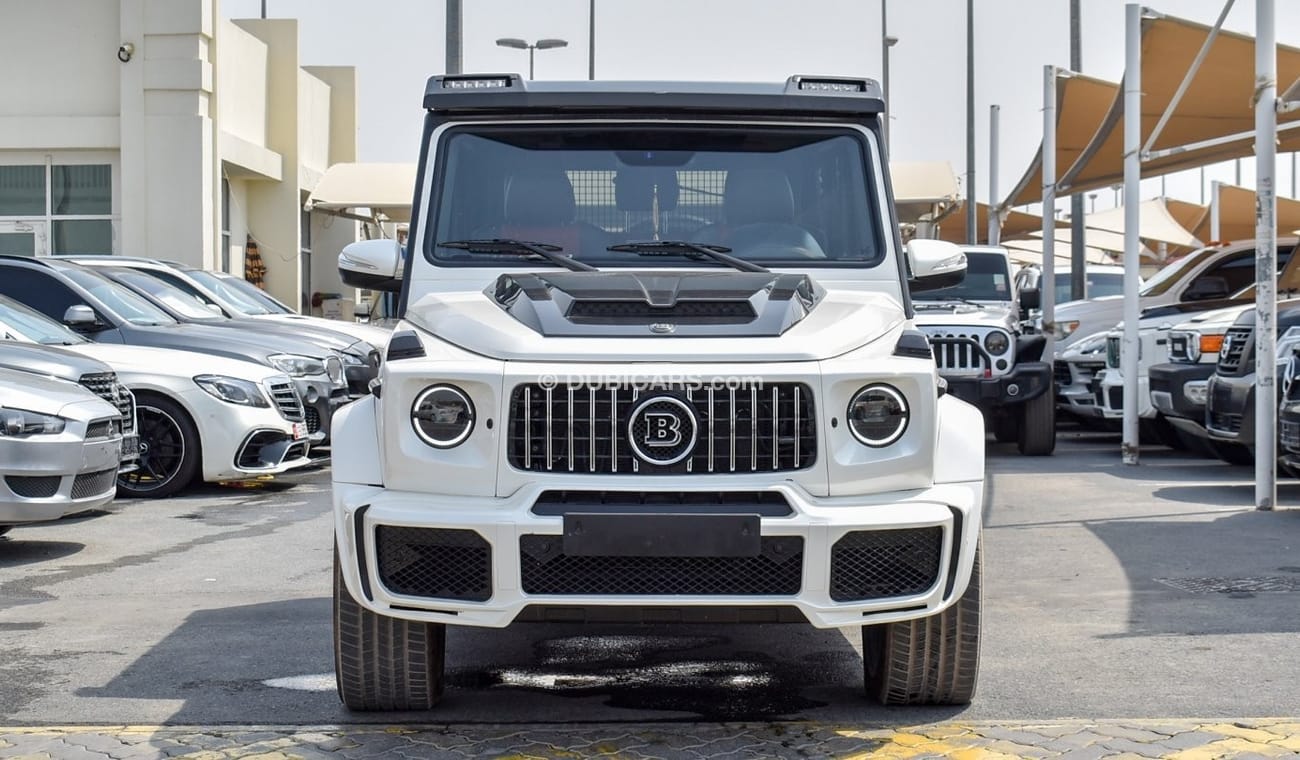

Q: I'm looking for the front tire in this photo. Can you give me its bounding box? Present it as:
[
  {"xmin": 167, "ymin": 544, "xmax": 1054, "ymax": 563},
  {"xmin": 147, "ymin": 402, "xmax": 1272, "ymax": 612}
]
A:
[
  {"xmin": 1016, "ymin": 388, "xmax": 1056, "ymax": 455},
  {"xmin": 863, "ymin": 543, "xmax": 981, "ymax": 705},
  {"xmin": 117, "ymin": 394, "xmax": 200, "ymax": 499},
  {"xmin": 333, "ymin": 550, "xmax": 445, "ymax": 711}
]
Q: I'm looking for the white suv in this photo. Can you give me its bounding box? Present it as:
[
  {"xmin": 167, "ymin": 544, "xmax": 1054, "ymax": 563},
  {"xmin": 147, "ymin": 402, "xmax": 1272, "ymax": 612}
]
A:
[{"xmin": 329, "ymin": 74, "xmax": 986, "ymax": 710}]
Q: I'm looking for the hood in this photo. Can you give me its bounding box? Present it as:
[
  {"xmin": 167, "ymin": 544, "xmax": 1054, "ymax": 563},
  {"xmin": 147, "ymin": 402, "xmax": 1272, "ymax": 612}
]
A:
[
  {"xmin": 0, "ymin": 341, "xmax": 112, "ymax": 383},
  {"xmin": 257, "ymin": 314, "xmax": 391, "ymax": 347},
  {"xmin": 404, "ymin": 270, "xmax": 905, "ymax": 362},
  {"xmin": 126, "ymin": 322, "xmax": 333, "ymax": 364},
  {"xmin": 67, "ymin": 342, "xmax": 282, "ymax": 383},
  {"xmin": 0, "ymin": 366, "xmax": 115, "ymax": 419},
  {"xmin": 912, "ymin": 299, "xmax": 1016, "ymax": 330}
]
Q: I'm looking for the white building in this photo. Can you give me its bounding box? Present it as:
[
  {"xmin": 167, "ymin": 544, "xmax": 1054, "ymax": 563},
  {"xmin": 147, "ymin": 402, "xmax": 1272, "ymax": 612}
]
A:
[{"xmin": 0, "ymin": 0, "xmax": 358, "ymax": 313}]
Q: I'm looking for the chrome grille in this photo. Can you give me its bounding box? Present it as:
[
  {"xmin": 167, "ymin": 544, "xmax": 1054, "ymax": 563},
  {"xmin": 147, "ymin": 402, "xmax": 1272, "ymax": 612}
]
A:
[
  {"xmin": 1217, "ymin": 326, "xmax": 1252, "ymax": 374},
  {"xmin": 922, "ymin": 330, "xmax": 989, "ymax": 374},
  {"xmin": 77, "ymin": 373, "xmax": 135, "ymax": 434},
  {"xmin": 507, "ymin": 382, "xmax": 816, "ymax": 475},
  {"xmin": 267, "ymin": 380, "xmax": 305, "ymax": 422}
]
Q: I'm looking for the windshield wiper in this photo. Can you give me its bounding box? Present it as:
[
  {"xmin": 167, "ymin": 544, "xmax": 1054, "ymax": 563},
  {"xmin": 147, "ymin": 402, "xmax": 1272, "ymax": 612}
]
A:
[
  {"xmin": 438, "ymin": 239, "xmax": 597, "ymax": 272},
  {"xmin": 607, "ymin": 241, "xmax": 769, "ymax": 273},
  {"xmin": 914, "ymin": 295, "xmax": 987, "ymax": 308}
]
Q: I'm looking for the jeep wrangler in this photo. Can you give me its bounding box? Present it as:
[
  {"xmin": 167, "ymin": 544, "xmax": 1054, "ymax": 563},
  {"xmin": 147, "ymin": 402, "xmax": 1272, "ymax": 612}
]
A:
[
  {"xmin": 912, "ymin": 245, "xmax": 1055, "ymax": 455},
  {"xmin": 332, "ymin": 74, "xmax": 986, "ymax": 710}
]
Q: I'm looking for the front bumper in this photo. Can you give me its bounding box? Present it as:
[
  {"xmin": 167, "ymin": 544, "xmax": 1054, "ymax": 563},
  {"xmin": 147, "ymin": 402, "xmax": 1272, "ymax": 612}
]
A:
[
  {"xmin": 941, "ymin": 361, "xmax": 1051, "ymax": 410},
  {"xmin": 0, "ymin": 431, "xmax": 122, "ymax": 524},
  {"xmin": 1149, "ymin": 362, "xmax": 1214, "ymax": 436},
  {"xmin": 1206, "ymin": 372, "xmax": 1256, "ymax": 443},
  {"xmin": 333, "ymin": 479, "xmax": 984, "ymax": 630},
  {"xmin": 185, "ymin": 389, "xmax": 315, "ymax": 482},
  {"xmin": 1095, "ymin": 369, "xmax": 1154, "ymax": 420},
  {"xmin": 292, "ymin": 377, "xmax": 349, "ymax": 444},
  {"xmin": 1054, "ymin": 360, "xmax": 1105, "ymax": 418},
  {"xmin": 1279, "ymin": 402, "xmax": 1300, "ymax": 466}
]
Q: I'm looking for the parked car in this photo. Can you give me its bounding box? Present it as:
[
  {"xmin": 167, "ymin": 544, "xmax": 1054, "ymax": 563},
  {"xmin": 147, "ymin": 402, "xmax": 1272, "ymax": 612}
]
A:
[
  {"xmin": 1, "ymin": 366, "xmax": 126, "ymax": 535},
  {"xmin": 59, "ymin": 256, "xmax": 392, "ymax": 348},
  {"xmin": 0, "ymin": 296, "xmax": 313, "ymax": 497},
  {"xmin": 1277, "ymin": 341, "xmax": 1300, "ymax": 472},
  {"xmin": 1149, "ymin": 304, "xmax": 1252, "ymax": 455},
  {"xmin": 1047, "ymin": 238, "xmax": 1298, "ymax": 353},
  {"xmin": 1203, "ymin": 305, "xmax": 1300, "ymax": 464},
  {"xmin": 64, "ymin": 261, "xmax": 380, "ymax": 399},
  {"xmin": 0, "ymin": 341, "xmax": 139, "ymax": 473},
  {"xmin": 1014, "ymin": 262, "xmax": 1130, "ymax": 312},
  {"xmin": 1053, "ymin": 331, "xmax": 1110, "ymax": 424},
  {"xmin": 0, "ymin": 256, "xmax": 349, "ymax": 444},
  {"xmin": 912, "ymin": 245, "xmax": 1054, "ymax": 454}
]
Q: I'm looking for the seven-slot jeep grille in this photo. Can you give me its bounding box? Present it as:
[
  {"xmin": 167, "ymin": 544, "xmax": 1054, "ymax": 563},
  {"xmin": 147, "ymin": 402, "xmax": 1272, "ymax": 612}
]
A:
[
  {"xmin": 519, "ymin": 535, "xmax": 803, "ymax": 595},
  {"xmin": 506, "ymin": 383, "xmax": 816, "ymax": 474}
]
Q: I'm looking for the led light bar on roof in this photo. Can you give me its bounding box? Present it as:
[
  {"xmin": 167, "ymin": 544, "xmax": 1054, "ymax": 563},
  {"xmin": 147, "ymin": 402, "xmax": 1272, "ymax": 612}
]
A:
[
  {"xmin": 443, "ymin": 77, "xmax": 511, "ymax": 90},
  {"xmin": 797, "ymin": 79, "xmax": 867, "ymax": 92}
]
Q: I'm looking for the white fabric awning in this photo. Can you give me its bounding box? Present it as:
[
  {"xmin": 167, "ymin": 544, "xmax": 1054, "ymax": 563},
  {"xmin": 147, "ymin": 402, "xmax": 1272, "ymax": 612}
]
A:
[
  {"xmin": 1002, "ymin": 237, "xmax": 1119, "ymax": 266},
  {"xmin": 305, "ymin": 162, "xmax": 417, "ymax": 222},
  {"xmin": 1030, "ymin": 197, "xmax": 1202, "ymax": 252},
  {"xmin": 891, "ymin": 161, "xmax": 962, "ymax": 224}
]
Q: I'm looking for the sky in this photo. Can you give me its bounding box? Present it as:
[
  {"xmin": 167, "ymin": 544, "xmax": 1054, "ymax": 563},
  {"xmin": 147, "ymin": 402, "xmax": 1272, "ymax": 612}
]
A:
[{"xmin": 222, "ymin": 0, "xmax": 1300, "ymax": 217}]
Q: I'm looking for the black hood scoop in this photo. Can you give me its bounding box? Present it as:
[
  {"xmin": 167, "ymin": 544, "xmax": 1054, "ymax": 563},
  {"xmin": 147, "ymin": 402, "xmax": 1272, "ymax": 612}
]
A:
[{"xmin": 489, "ymin": 271, "xmax": 823, "ymax": 337}]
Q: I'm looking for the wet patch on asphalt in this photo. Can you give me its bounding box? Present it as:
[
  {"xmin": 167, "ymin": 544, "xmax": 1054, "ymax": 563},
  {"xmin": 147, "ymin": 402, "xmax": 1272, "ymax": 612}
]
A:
[{"xmin": 449, "ymin": 632, "xmax": 827, "ymax": 720}]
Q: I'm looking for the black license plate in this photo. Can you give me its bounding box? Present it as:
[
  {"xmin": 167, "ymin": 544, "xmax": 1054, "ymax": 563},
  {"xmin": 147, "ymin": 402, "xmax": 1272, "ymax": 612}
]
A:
[{"xmin": 562, "ymin": 513, "xmax": 761, "ymax": 557}]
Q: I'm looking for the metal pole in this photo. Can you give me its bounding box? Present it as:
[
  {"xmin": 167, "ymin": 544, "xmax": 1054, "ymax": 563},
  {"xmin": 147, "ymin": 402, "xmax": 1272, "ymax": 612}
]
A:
[
  {"xmin": 1042, "ymin": 65, "xmax": 1057, "ymax": 360},
  {"xmin": 260, "ymin": 0, "xmax": 266, "ymax": 18},
  {"xmin": 1292, "ymin": 152, "xmax": 1297, "ymax": 197},
  {"xmin": 881, "ymin": 0, "xmax": 890, "ymax": 152},
  {"xmin": 589, "ymin": 0, "xmax": 596, "ymax": 80},
  {"xmin": 989, "ymin": 104, "xmax": 1001, "ymax": 245},
  {"xmin": 1069, "ymin": 0, "xmax": 1086, "ymax": 301},
  {"xmin": 1210, "ymin": 180, "xmax": 1222, "ymax": 240},
  {"xmin": 1236, "ymin": 157, "xmax": 1243, "ymax": 185},
  {"xmin": 1122, "ymin": 3, "xmax": 1142, "ymax": 465},
  {"xmin": 965, "ymin": 0, "xmax": 977, "ymax": 244},
  {"xmin": 528, "ymin": 47, "xmax": 535, "ymax": 80},
  {"xmin": 1255, "ymin": 0, "xmax": 1277, "ymax": 510},
  {"xmin": 1201, "ymin": 166, "xmax": 1206, "ymax": 204},
  {"xmin": 445, "ymin": 0, "xmax": 462, "ymax": 75}
]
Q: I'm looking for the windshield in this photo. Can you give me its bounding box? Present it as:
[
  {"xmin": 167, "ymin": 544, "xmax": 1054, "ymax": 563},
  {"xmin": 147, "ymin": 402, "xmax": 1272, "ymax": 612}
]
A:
[
  {"xmin": 188, "ymin": 270, "xmax": 273, "ymax": 315},
  {"xmin": 108, "ymin": 269, "xmax": 224, "ymax": 321},
  {"xmin": 214, "ymin": 273, "xmax": 294, "ymax": 314},
  {"xmin": 1056, "ymin": 272, "xmax": 1125, "ymax": 304},
  {"xmin": 0, "ymin": 296, "xmax": 87, "ymax": 345},
  {"xmin": 427, "ymin": 125, "xmax": 884, "ymax": 268},
  {"xmin": 1140, "ymin": 248, "xmax": 1218, "ymax": 297},
  {"xmin": 914, "ymin": 251, "xmax": 1011, "ymax": 301},
  {"xmin": 60, "ymin": 267, "xmax": 176, "ymax": 326}
]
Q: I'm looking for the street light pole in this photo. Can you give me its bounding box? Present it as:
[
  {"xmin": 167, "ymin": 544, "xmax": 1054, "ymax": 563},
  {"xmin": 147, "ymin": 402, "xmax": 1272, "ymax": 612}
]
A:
[
  {"xmin": 1069, "ymin": 0, "xmax": 1086, "ymax": 301},
  {"xmin": 496, "ymin": 37, "xmax": 568, "ymax": 80},
  {"xmin": 589, "ymin": 0, "xmax": 596, "ymax": 80},
  {"xmin": 965, "ymin": 0, "xmax": 976, "ymax": 244}
]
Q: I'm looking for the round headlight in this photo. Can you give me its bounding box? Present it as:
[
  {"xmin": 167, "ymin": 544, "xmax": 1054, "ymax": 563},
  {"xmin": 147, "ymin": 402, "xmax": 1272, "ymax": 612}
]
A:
[
  {"xmin": 984, "ymin": 331, "xmax": 1010, "ymax": 355},
  {"xmin": 411, "ymin": 385, "xmax": 475, "ymax": 448},
  {"xmin": 847, "ymin": 384, "xmax": 909, "ymax": 447}
]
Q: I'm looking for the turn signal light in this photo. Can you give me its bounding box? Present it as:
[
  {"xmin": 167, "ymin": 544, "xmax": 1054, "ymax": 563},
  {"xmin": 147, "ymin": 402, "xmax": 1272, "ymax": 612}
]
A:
[{"xmin": 1200, "ymin": 334, "xmax": 1225, "ymax": 355}]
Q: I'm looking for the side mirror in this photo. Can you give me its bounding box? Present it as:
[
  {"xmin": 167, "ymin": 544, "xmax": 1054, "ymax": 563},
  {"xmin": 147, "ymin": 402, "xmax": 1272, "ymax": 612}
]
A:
[
  {"xmin": 62, "ymin": 304, "xmax": 101, "ymax": 330},
  {"xmin": 906, "ymin": 239, "xmax": 967, "ymax": 293},
  {"xmin": 1182, "ymin": 276, "xmax": 1230, "ymax": 302},
  {"xmin": 1019, "ymin": 287, "xmax": 1041, "ymax": 312},
  {"xmin": 339, "ymin": 239, "xmax": 404, "ymax": 292}
]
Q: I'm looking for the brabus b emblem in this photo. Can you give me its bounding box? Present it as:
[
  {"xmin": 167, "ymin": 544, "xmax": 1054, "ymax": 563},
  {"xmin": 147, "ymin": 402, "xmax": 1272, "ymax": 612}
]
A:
[
  {"xmin": 644, "ymin": 412, "xmax": 683, "ymax": 447},
  {"xmin": 627, "ymin": 396, "xmax": 698, "ymax": 466}
]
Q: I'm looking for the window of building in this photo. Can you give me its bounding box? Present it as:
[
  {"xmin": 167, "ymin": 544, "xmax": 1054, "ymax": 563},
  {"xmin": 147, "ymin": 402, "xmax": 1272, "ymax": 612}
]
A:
[
  {"xmin": 299, "ymin": 208, "xmax": 312, "ymax": 314},
  {"xmin": 221, "ymin": 178, "xmax": 232, "ymax": 273},
  {"xmin": 0, "ymin": 162, "xmax": 116, "ymax": 255}
]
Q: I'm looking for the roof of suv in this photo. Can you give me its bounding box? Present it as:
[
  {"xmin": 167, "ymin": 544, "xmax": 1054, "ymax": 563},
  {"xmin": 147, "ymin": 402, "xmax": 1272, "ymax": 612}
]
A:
[{"xmin": 423, "ymin": 74, "xmax": 885, "ymax": 116}]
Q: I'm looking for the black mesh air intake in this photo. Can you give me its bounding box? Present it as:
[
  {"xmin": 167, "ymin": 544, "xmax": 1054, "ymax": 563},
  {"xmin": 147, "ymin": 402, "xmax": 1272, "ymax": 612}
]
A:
[
  {"xmin": 376, "ymin": 526, "xmax": 492, "ymax": 602},
  {"xmin": 829, "ymin": 528, "xmax": 943, "ymax": 602}
]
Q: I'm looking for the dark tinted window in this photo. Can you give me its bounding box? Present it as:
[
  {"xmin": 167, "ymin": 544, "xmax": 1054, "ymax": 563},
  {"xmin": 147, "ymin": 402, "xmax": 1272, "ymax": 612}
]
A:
[{"xmin": 0, "ymin": 267, "xmax": 85, "ymax": 322}]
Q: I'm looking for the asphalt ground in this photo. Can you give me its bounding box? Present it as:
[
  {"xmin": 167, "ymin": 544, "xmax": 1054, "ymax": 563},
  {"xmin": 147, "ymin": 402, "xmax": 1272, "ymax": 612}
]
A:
[{"xmin": 2, "ymin": 431, "xmax": 1300, "ymax": 757}]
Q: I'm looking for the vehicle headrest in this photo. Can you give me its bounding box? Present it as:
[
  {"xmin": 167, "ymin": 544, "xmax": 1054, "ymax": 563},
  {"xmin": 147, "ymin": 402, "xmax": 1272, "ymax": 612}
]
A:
[
  {"xmin": 724, "ymin": 169, "xmax": 795, "ymax": 226},
  {"xmin": 505, "ymin": 171, "xmax": 577, "ymax": 226}
]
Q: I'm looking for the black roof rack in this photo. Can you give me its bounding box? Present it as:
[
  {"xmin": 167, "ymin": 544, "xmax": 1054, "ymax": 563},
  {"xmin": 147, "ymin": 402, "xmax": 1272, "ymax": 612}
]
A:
[{"xmin": 422, "ymin": 74, "xmax": 884, "ymax": 116}]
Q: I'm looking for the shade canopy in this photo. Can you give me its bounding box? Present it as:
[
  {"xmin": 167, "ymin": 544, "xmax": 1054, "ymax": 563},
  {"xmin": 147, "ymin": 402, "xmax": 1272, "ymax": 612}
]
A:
[
  {"xmin": 936, "ymin": 202, "xmax": 1042, "ymax": 245},
  {"xmin": 1003, "ymin": 72, "xmax": 1120, "ymax": 209},
  {"xmin": 1194, "ymin": 184, "xmax": 1300, "ymax": 243},
  {"xmin": 1002, "ymin": 237, "xmax": 1118, "ymax": 266},
  {"xmin": 891, "ymin": 161, "xmax": 962, "ymax": 224},
  {"xmin": 305, "ymin": 162, "xmax": 418, "ymax": 222},
  {"xmin": 1007, "ymin": 12, "xmax": 1300, "ymax": 207}
]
